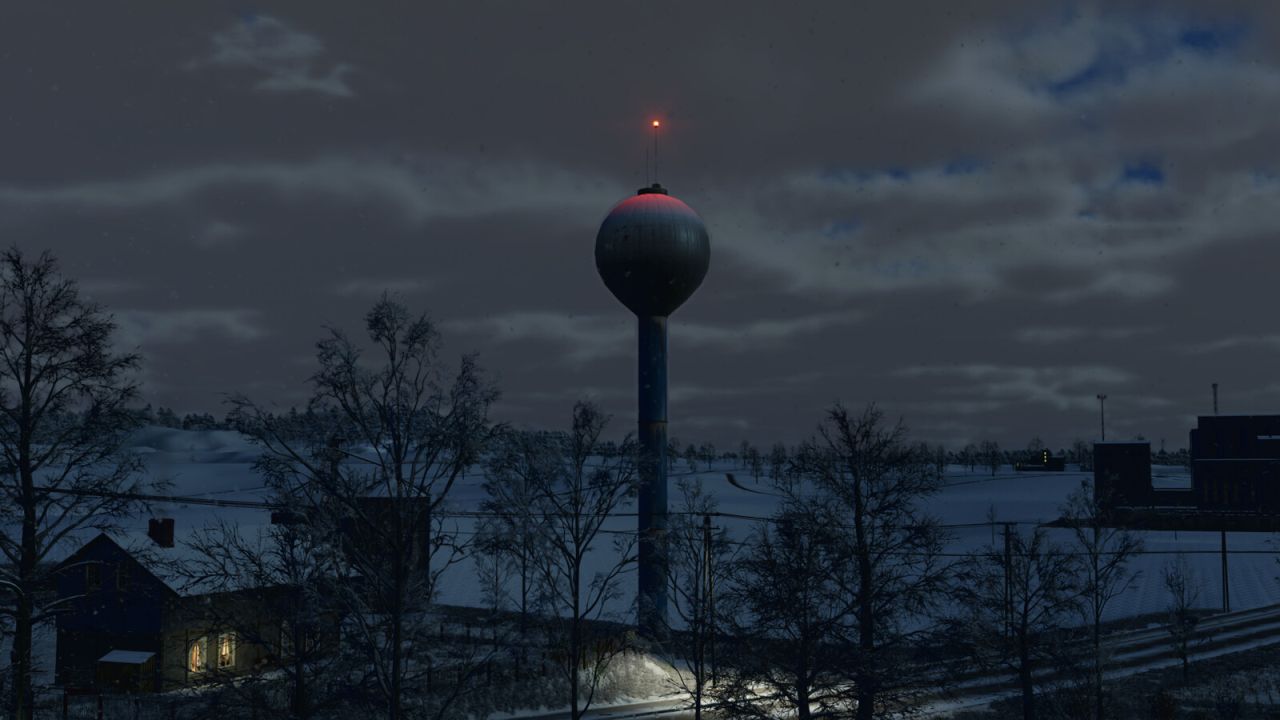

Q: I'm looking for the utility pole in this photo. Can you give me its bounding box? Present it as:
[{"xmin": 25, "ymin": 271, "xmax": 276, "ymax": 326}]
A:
[
  {"xmin": 1096, "ymin": 394, "xmax": 1108, "ymax": 441},
  {"xmin": 1221, "ymin": 529, "xmax": 1230, "ymax": 612},
  {"xmin": 703, "ymin": 513, "xmax": 717, "ymax": 687},
  {"xmin": 1002, "ymin": 522, "xmax": 1014, "ymax": 642},
  {"xmin": 1213, "ymin": 383, "xmax": 1219, "ymax": 415}
]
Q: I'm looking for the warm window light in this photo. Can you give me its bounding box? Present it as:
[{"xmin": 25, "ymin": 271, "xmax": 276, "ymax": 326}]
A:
[
  {"xmin": 189, "ymin": 638, "xmax": 206, "ymax": 672},
  {"xmin": 218, "ymin": 633, "xmax": 235, "ymax": 669}
]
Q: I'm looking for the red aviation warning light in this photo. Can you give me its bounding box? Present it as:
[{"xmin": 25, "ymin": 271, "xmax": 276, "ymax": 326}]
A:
[{"xmin": 648, "ymin": 119, "xmax": 662, "ymax": 184}]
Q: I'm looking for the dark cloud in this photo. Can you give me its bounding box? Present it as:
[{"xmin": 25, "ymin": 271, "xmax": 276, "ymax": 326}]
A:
[{"xmin": 1, "ymin": 1, "xmax": 1278, "ymax": 449}]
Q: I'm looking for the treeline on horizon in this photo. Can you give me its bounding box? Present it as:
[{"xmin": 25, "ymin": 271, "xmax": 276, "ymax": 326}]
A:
[{"xmin": 133, "ymin": 403, "xmax": 1193, "ymax": 475}]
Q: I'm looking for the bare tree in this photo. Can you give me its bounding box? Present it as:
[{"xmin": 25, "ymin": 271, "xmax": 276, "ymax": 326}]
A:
[
  {"xmin": 684, "ymin": 443, "xmax": 699, "ymax": 473},
  {"xmin": 1062, "ymin": 478, "xmax": 1144, "ymax": 720},
  {"xmin": 0, "ymin": 248, "xmax": 150, "ymax": 720},
  {"xmin": 1024, "ymin": 436, "xmax": 1046, "ymax": 466},
  {"xmin": 932, "ymin": 444, "xmax": 948, "ymax": 481},
  {"xmin": 473, "ymin": 518, "xmax": 512, "ymax": 618},
  {"xmin": 714, "ymin": 501, "xmax": 851, "ymax": 720},
  {"xmin": 747, "ymin": 446, "xmax": 763, "ymax": 482},
  {"xmin": 487, "ymin": 402, "xmax": 636, "ymax": 720},
  {"xmin": 1072, "ymin": 439, "xmax": 1093, "ymax": 471},
  {"xmin": 981, "ymin": 440, "xmax": 1002, "ymax": 476},
  {"xmin": 950, "ymin": 525, "xmax": 1082, "ymax": 720},
  {"xmin": 229, "ymin": 295, "xmax": 499, "ymax": 720},
  {"xmin": 1162, "ymin": 555, "xmax": 1202, "ymax": 684},
  {"xmin": 176, "ymin": 518, "xmax": 344, "ymax": 719},
  {"xmin": 698, "ymin": 442, "xmax": 716, "ymax": 468},
  {"xmin": 480, "ymin": 449, "xmax": 547, "ymax": 637},
  {"xmin": 793, "ymin": 403, "xmax": 950, "ymax": 720},
  {"xmin": 767, "ymin": 442, "xmax": 788, "ymax": 482},
  {"xmin": 662, "ymin": 478, "xmax": 734, "ymax": 720}
]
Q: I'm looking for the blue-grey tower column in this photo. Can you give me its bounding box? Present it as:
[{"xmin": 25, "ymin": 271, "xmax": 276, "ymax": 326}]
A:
[
  {"xmin": 637, "ymin": 314, "xmax": 669, "ymax": 635},
  {"xmin": 595, "ymin": 183, "xmax": 710, "ymax": 640}
]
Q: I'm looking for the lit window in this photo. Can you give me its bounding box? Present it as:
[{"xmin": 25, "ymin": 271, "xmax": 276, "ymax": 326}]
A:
[
  {"xmin": 189, "ymin": 637, "xmax": 207, "ymax": 672},
  {"xmin": 217, "ymin": 633, "xmax": 235, "ymax": 669}
]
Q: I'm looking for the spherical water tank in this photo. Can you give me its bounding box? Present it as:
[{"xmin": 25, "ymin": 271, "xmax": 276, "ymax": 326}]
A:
[{"xmin": 595, "ymin": 184, "xmax": 710, "ymax": 317}]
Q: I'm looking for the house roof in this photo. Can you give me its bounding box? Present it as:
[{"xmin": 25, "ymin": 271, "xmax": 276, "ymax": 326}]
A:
[{"xmin": 56, "ymin": 532, "xmax": 181, "ymax": 598}]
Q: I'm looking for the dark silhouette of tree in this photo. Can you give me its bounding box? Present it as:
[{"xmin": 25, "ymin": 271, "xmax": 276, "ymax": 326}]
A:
[
  {"xmin": 480, "ymin": 446, "xmax": 547, "ymax": 636},
  {"xmin": 487, "ymin": 402, "xmax": 636, "ymax": 720},
  {"xmin": 0, "ymin": 248, "xmax": 149, "ymax": 720},
  {"xmin": 792, "ymin": 404, "xmax": 950, "ymax": 720},
  {"xmin": 715, "ymin": 501, "xmax": 850, "ymax": 720},
  {"xmin": 981, "ymin": 440, "xmax": 1002, "ymax": 476},
  {"xmin": 767, "ymin": 442, "xmax": 788, "ymax": 482},
  {"xmin": 950, "ymin": 525, "xmax": 1082, "ymax": 720},
  {"xmin": 1062, "ymin": 479, "xmax": 1143, "ymax": 720},
  {"xmin": 177, "ymin": 518, "xmax": 343, "ymax": 719},
  {"xmin": 229, "ymin": 295, "xmax": 499, "ymax": 720},
  {"xmin": 1162, "ymin": 555, "xmax": 1201, "ymax": 684},
  {"xmin": 662, "ymin": 478, "xmax": 734, "ymax": 720}
]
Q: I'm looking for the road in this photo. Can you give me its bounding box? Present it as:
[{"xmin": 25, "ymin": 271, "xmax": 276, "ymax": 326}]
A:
[{"xmin": 515, "ymin": 602, "xmax": 1280, "ymax": 719}]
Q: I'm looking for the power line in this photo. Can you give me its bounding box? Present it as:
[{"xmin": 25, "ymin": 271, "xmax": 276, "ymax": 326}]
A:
[{"xmin": 42, "ymin": 486, "xmax": 1056, "ymax": 531}]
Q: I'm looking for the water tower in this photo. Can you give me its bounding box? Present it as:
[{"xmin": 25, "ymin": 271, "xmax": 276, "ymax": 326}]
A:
[{"xmin": 596, "ymin": 168, "xmax": 710, "ymax": 639}]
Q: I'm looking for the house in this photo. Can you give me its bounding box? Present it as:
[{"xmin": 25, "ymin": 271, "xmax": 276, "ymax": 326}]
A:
[
  {"xmin": 54, "ymin": 495, "xmax": 422, "ymax": 693},
  {"xmin": 54, "ymin": 531, "xmax": 286, "ymax": 693}
]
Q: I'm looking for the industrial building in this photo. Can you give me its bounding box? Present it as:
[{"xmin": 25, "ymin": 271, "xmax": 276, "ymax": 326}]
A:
[
  {"xmin": 1190, "ymin": 415, "xmax": 1280, "ymax": 513},
  {"xmin": 1094, "ymin": 414, "xmax": 1280, "ymax": 516}
]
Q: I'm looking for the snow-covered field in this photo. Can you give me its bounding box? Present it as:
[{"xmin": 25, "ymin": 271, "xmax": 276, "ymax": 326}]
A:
[
  {"xmin": 11, "ymin": 427, "xmax": 1278, "ymax": 693},
  {"xmin": 60, "ymin": 429, "xmax": 1280, "ymax": 625}
]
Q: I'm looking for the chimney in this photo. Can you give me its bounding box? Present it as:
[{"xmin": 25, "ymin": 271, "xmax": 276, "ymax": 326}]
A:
[{"xmin": 148, "ymin": 518, "xmax": 174, "ymax": 548}]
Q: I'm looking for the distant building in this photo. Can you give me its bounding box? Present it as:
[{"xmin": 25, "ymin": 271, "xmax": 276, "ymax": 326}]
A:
[
  {"xmin": 1094, "ymin": 441, "xmax": 1154, "ymax": 506},
  {"xmin": 1014, "ymin": 448, "xmax": 1066, "ymax": 472},
  {"xmin": 1092, "ymin": 415, "xmax": 1280, "ymax": 515},
  {"xmin": 1190, "ymin": 415, "xmax": 1280, "ymax": 513}
]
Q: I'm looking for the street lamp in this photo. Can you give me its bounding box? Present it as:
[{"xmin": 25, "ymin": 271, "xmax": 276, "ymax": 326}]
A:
[{"xmin": 1096, "ymin": 394, "xmax": 1107, "ymax": 441}]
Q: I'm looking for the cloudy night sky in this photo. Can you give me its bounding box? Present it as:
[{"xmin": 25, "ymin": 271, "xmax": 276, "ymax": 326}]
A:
[{"xmin": 1, "ymin": 2, "xmax": 1275, "ymax": 451}]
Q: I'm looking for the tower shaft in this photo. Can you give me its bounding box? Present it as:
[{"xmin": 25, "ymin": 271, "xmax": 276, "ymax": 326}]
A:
[{"xmin": 637, "ymin": 314, "xmax": 668, "ymax": 639}]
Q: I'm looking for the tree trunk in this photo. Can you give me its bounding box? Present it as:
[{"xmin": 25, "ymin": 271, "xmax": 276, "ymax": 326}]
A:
[
  {"xmin": 1093, "ymin": 622, "xmax": 1103, "ymax": 720},
  {"xmin": 693, "ymin": 616, "xmax": 703, "ymax": 720},
  {"xmin": 796, "ymin": 679, "xmax": 811, "ymax": 720},
  {"xmin": 519, "ymin": 549, "xmax": 528, "ymax": 636},
  {"xmin": 13, "ymin": 461, "xmax": 36, "ymax": 720},
  {"xmin": 854, "ymin": 479, "xmax": 876, "ymax": 720},
  {"xmin": 571, "ymin": 563, "xmax": 581, "ymax": 720},
  {"xmin": 292, "ymin": 649, "xmax": 308, "ymax": 719},
  {"xmin": 1018, "ymin": 640, "xmax": 1035, "ymax": 720},
  {"xmin": 390, "ymin": 545, "xmax": 404, "ymax": 720},
  {"xmin": 12, "ymin": 592, "xmax": 32, "ymax": 720}
]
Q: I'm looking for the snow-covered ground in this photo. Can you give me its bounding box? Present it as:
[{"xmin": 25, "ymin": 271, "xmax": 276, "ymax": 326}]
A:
[{"xmin": 32, "ymin": 430, "xmax": 1280, "ymax": 667}]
